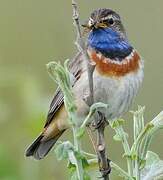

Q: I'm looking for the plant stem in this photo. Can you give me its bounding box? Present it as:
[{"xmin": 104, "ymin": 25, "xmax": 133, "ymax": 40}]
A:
[
  {"xmin": 131, "ymin": 123, "xmax": 153, "ymax": 155},
  {"xmin": 67, "ymin": 106, "xmax": 84, "ymax": 180},
  {"xmin": 66, "ymin": 103, "xmax": 84, "ymax": 180},
  {"xmin": 82, "ymin": 151, "xmax": 97, "ymax": 158},
  {"xmin": 114, "ymin": 125, "xmax": 133, "ymax": 177},
  {"xmin": 135, "ymin": 157, "xmax": 140, "ymax": 180},
  {"xmin": 110, "ymin": 162, "xmax": 134, "ymax": 180},
  {"xmin": 141, "ymin": 135, "xmax": 152, "ymax": 162},
  {"xmin": 72, "ymin": 127, "xmax": 84, "ymax": 180}
]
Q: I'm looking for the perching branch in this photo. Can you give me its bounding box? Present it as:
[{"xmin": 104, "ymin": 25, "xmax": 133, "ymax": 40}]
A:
[
  {"xmin": 71, "ymin": 1, "xmax": 111, "ymax": 179},
  {"xmin": 72, "ymin": 0, "xmax": 95, "ymax": 105}
]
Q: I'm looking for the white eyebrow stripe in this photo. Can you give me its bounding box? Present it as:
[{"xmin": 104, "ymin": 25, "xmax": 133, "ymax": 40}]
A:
[
  {"xmin": 101, "ymin": 15, "xmax": 120, "ymax": 21},
  {"xmin": 101, "ymin": 15, "xmax": 113, "ymax": 21},
  {"xmin": 88, "ymin": 18, "xmax": 94, "ymax": 26},
  {"xmin": 89, "ymin": 17, "xmax": 94, "ymax": 22}
]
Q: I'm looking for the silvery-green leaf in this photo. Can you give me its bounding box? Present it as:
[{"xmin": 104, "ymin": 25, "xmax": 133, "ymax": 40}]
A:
[
  {"xmin": 141, "ymin": 160, "xmax": 163, "ymax": 180},
  {"xmin": 110, "ymin": 119, "xmax": 125, "ymax": 129},
  {"xmin": 55, "ymin": 143, "xmax": 67, "ymax": 160},
  {"xmin": 151, "ymin": 111, "xmax": 163, "ymax": 128},
  {"xmin": 87, "ymin": 159, "xmax": 98, "ymax": 170},
  {"xmin": 68, "ymin": 150, "xmax": 77, "ymax": 165},
  {"xmin": 141, "ymin": 151, "xmax": 163, "ymax": 180},
  {"xmin": 113, "ymin": 133, "xmax": 122, "ymax": 141},
  {"xmin": 145, "ymin": 151, "xmax": 160, "ymax": 166},
  {"xmin": 54, "ymin": 141, "xmax": 74, "ymax": 161}
]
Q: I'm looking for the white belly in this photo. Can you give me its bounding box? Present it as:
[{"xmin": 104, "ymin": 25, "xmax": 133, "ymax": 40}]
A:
[{"xmin": 73, "ymin": 59, "xmax": 144, "ymax": 121}]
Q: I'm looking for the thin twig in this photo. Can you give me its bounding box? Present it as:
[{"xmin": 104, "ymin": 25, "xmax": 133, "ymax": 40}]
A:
[
  {"xmin": 71, "ymin": 1, "xmax": 111, "ymax": 179},
  {"xmin": 115, "ymin": 125, "xmax": 133, "ymax": 176}
]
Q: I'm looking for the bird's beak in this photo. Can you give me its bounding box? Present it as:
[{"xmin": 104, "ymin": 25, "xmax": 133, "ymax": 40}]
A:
[
  {"xmin": 81, "ymin": 20, "xmax": 92, "ymax": 30},
  {"xmin": 82, "ymin": 20, "xmax": 108, "ymax": 30},
  {"xmin": 81, "ymin": 19, "xmax": 108, "ymax": 36},
  {"xmin": 95, "ymin": 22, "xmax": 108, "ymax": 28},
  {"xmin": 81, "ymin": 21, "xmax": 93, "ymax": 35}
]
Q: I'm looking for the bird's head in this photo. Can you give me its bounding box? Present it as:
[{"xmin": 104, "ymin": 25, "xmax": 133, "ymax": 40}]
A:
[
  {"xmin": 83, "ymin": 8, "xmax": 126, "ymax": 37},
  {"xmin": 82, "ymin": 8, "xmax": 133, "ymax": 60}
]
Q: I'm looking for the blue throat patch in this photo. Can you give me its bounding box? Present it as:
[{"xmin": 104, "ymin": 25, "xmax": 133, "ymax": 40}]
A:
[{"xmin": 88, "ymin": 28, "xmax": 133, "ymax": 60}]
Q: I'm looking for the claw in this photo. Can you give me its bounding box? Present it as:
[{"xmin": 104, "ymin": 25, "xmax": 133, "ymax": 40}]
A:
[{"xmin": 91, "ymin": 111, "xmax": 108, "ymax": 129}]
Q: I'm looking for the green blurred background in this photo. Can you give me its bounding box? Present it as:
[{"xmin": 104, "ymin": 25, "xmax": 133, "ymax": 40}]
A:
[{"xmin": 0, "ymin": 0, "xmax": 163, "ymax": 179}]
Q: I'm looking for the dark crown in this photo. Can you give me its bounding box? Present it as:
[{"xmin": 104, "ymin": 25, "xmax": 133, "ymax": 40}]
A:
[{"xmin": 90, "ymin": 8, "xmax": 120, "ymax": 22}]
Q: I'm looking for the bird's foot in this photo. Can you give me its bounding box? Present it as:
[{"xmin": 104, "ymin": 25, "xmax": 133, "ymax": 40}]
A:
[{"xmin": 91, "ymin": 111, "xmax": 109, "ymax": 130}]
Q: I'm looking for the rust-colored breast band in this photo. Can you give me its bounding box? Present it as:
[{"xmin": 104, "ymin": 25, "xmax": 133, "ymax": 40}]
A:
[{"xmin": 89, "ymin": 50, "xmax": 140, "ymax": 77}]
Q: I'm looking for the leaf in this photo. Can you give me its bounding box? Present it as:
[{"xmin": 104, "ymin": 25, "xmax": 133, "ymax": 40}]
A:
[
  {"xmin": 141, "ymin": 160, "xmax": 163, "ymax": 180},
  {"xmin": 82, "ymin": 157, "xmax": 89, "ymax": 169},
  {"xmin": 146, "ymin": 151, "xmax": 160, "ymax": 166},
  {"xmin": 67, "ymin": 161, "xmax": 76, "ymax": 173},
  {"xmin": 141, "ymin": 151, "xmax": 163, "ymax": 180},
  {"xmin": 70, "ymin": 170, "xmax": 91, "ymax": 180},
  {"xmin": 113, "ymin": 132, "xmax": 128, "ymax": 142},
  {"xmin": 54, "ymin": 141, "xmax": 74, "ymax": 161},
  {"xmin": 55, "ymin": 143, "xmax": 67, "ymax": 160},
  {"xmin": 70, "ymin": 171, "xmax": 78, "ymax": 180},
  {"xmin": 151, "ymin": 111, "xmax": 163, "ymax": 128},
  {"xmin": 87, "ymin": 159, "xmax": 98, "ymax": 170},
  {"xmin": 75, "ymin": 151, "xmax": 89, "ymax": 168},
  {"xmin": 76, "ymin": 127, "xmax": 85, "ymax": 138},
  {"xmin": 139, "ymin": 159, "xmax": 146, "ymax": 170},
  {"xmin": 113, "ymin": 134, "xmax": 122, "ymax": 141},
  {"xmin": 68, "ymin": 151, "xmax": 90, "ymax": 179},
  {"xmin": 111, "ymin": 119, "xmax": 125, "ymax": 129},
  {"xmin": 83, "ymin": 172, "xmax": 91, "ymax": 180},
  {"xmin": 68, "ymin": 150, "xmax": 78, "ymax": 165}
]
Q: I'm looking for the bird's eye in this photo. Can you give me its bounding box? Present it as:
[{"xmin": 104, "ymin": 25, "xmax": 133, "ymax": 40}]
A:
[{"xmin": 108, "ymin": 18, "xmax": 114, "ymax": 25}]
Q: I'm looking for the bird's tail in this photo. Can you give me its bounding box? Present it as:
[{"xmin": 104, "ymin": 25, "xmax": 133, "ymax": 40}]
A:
[{"xmin": 25, "ymin": 131, "xmax": 64, "ymax": 160}]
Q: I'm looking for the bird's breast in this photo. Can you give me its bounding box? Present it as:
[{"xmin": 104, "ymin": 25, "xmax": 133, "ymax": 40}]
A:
[{"xmin": 88, "ymin": 49, "xmax": 141, "ymax": 77}]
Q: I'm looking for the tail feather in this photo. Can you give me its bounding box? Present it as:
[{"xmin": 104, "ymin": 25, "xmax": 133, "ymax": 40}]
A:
[{"xmin": 25, "ymin": 131, "xmax": 64, "ymax": 160}]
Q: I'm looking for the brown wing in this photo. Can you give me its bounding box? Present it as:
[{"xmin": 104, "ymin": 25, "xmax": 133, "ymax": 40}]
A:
[{"xmin": 44, "ymin": 52, "xmax": 83, "ymax": 127}]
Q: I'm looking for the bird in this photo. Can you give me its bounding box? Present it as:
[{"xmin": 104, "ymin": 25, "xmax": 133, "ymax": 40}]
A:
[{"xmin": 25, "ymin": 8, "xmax": 144, "ymax": 160}]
